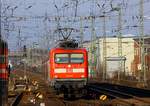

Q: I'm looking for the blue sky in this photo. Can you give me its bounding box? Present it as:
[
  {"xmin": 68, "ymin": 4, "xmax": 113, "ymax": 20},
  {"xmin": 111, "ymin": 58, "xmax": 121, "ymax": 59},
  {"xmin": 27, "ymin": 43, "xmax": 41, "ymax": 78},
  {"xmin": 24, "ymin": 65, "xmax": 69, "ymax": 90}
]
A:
[{"xmin": 1, "ymin": 0, "xmax": 150, "ymax": 50}]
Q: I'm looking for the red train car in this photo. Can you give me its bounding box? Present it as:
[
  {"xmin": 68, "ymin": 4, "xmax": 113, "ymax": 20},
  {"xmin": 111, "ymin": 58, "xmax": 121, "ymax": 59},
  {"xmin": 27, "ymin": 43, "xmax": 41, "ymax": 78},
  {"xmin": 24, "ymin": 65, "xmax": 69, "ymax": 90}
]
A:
[
  {"xmin": 0, "ymin": 39, "xmax": 8, "ymax": 106},
  {"xmin": 49, "ymin": 47, "xmax": 88, "ymax": 96}
]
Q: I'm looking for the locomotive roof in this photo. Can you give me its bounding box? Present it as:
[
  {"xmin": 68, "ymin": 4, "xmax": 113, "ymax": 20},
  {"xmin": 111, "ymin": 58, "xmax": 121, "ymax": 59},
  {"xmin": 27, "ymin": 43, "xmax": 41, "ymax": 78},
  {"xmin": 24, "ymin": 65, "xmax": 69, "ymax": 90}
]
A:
[{"xmin": 50, "ymin": 47, "xmax": 87, "ymax": 51}]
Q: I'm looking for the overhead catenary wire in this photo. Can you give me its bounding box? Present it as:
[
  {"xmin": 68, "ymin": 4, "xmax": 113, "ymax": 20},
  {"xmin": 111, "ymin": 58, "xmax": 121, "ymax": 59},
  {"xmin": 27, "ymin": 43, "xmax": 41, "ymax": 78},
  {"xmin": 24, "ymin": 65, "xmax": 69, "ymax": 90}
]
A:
[{"xmin": 1, "ymin": 0, "xmax": 150, "ymax": 50}]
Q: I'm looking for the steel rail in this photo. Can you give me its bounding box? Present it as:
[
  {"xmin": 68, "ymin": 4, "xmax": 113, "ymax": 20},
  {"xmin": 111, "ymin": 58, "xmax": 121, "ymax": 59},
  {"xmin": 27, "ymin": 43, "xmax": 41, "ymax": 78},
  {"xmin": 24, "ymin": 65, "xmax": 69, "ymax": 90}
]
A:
[
  {"xmin": 11, "ymin": 92, "xmax": 24, "ymax": 106},
  {"xmin": 98, "ymin": 85, "xmax": 150, "ymax": 104},
  {"xmin": 87, "ymin": 85, "xmax": 133, "ymax": 105},
  {"xmin": 87, "ymin": 84, "xmax": 150, "ymax": 105}
]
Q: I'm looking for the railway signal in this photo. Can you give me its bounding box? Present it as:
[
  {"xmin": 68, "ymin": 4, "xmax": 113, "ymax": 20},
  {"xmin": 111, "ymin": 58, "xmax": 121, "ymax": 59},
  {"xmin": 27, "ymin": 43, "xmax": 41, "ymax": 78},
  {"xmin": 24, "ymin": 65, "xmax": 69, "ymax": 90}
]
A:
[{"xmin": 23, "ymin": 45, "xmax": 27, "ymax": 57}]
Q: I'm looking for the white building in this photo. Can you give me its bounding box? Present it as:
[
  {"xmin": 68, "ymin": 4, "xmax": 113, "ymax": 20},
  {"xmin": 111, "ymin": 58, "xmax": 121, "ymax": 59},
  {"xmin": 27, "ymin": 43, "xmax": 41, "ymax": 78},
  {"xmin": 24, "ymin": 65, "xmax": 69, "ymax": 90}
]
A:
[
  {"xmin": 83, "ymin": 36, "xmax": 135, "ymax": 77},
  {"xmin": 26, "ymin": 48, "xmax": 49, "ymax": 67}
]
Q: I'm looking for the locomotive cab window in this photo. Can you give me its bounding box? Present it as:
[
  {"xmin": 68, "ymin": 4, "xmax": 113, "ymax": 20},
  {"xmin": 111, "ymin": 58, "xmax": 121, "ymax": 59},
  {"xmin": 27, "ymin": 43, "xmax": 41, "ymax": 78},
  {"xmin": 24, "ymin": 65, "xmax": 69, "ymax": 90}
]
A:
[
  {"xmin": 0, "ymin": 56, "xmax": 5, "ymax": 64},
  {"xmin": 70, "ymin": 54, "xmax": 84, "ymax": 63},
  {"xmin": 55, "ymin": 54, "xmax": 69, "ymax": 63}
]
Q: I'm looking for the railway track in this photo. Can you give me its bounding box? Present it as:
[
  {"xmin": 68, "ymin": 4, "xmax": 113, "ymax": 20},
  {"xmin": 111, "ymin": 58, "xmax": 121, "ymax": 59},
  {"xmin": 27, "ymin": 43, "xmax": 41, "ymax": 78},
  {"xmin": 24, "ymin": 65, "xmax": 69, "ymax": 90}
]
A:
[
  {"xmin": 11, "ymin": 69, "xmax": 112, "ymax": 106},
  {"xmin": 8, "ymin": 90, "xmax": 24, "ymax": 106},
  {"xmin": 87, "ymin": 83, "xmax": 150, "ymax": 106},
  {"xmin": 11, "ymin": 69, "xmax": 150, "ymax": 106}
]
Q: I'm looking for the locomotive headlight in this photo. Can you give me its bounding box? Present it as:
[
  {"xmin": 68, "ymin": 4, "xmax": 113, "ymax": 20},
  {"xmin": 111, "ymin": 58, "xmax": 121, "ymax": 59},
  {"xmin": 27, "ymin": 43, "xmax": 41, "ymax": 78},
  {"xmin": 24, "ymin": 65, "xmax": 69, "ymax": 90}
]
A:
[
  {"xmin": 68, "ymin": 64, "xmax": 71, "ymax": 68},
  {"xmin": 54, "ymin": 75, "xmax": 58, "ymax": 78},
  {"xmin": 81, "ymin": 75, "xmax": 84, "ymax": 78}
]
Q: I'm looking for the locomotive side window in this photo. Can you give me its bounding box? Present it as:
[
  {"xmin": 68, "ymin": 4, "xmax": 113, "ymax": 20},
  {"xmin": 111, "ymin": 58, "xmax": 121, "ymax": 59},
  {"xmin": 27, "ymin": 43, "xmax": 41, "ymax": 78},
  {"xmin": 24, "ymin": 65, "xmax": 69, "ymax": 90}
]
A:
[
  {"xmin": 0, "ymin": 56, "xmax": 5, "ymax": 64},
  {"xmin": 55, "ymin": 54, "xmax": 69, "ymax": 63},
  {"xmin": 70, "ymin": 54, "xmax": 84, "ymax": 63}
]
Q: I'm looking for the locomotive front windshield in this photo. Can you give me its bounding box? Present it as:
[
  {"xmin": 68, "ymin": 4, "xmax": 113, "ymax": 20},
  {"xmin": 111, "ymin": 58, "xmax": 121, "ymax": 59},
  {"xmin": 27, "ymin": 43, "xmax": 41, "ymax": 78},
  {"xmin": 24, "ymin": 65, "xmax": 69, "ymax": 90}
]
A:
[
  {"xmin": 70, "ymin": 54, "xmax": 83, "ymax": 63},
  {"xmin": 55, "ymin": 53, "xmax": 84, "ymax": 63},
  {"xmin": 55, "ymin": 54, "xmax": 69, "ymax": 63}
]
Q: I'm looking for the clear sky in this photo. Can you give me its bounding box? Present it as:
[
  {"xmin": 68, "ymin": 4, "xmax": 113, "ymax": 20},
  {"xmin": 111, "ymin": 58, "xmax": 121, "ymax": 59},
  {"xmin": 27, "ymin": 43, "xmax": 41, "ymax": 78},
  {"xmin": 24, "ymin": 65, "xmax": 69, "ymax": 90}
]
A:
[{"xmin": 1, "ymin": 0, "xmax": 150, "ymax": 50}]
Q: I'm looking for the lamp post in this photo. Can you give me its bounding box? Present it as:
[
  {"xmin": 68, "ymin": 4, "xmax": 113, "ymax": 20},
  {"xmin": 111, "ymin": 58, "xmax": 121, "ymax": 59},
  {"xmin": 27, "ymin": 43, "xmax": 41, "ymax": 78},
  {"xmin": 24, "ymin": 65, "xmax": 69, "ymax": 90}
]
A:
[{"xmin": 109, "ymin": 4, "xmax": 123, "ymax": 81}]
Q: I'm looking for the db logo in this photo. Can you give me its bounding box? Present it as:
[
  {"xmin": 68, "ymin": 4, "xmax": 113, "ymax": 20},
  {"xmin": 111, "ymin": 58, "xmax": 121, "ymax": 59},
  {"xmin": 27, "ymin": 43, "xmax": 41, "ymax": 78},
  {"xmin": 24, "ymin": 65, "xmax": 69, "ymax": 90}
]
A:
[{"xmin": 67, "ymin": 68, "xmax": 72, "ymax": 73}]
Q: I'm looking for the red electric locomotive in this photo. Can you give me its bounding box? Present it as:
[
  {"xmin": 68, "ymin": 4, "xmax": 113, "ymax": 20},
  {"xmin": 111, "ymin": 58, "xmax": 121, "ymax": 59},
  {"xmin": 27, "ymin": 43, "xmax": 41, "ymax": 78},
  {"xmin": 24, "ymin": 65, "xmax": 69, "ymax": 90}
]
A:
[
  {"xmin": 49, "ymin": 40, "xmax": 88, "ymax": 98},
  {"xmin": 41, "ymin": 28, "xmax": 89, "ymax": 98},
  {"xmin": 49, "ymin": 48, "xmax": 88, "ymax": 97}
]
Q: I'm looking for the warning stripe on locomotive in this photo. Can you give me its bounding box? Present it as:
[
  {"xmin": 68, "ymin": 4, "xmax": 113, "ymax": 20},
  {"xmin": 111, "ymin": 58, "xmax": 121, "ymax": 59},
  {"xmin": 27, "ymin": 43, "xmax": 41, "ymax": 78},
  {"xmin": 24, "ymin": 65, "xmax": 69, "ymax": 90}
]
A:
[{"xmin": 0, "ymin": 69, "xmax": 8, "ymax": 79}]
